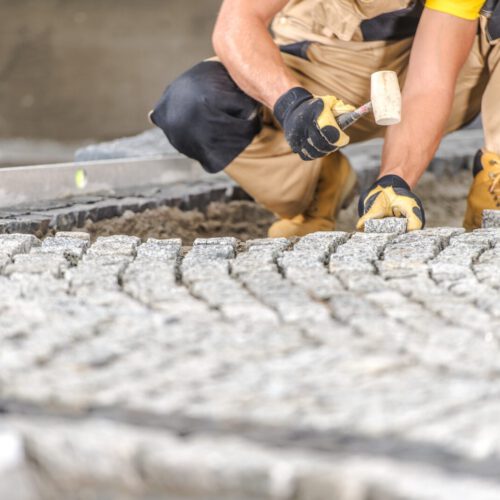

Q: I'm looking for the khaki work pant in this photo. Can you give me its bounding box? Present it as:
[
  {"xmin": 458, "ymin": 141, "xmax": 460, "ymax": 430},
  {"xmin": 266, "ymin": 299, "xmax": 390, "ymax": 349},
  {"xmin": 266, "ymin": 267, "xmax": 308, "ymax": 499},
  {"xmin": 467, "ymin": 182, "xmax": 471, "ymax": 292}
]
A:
[{"xmin": 225, "ymin": 25, "xmax": 500, "ymax": 218}]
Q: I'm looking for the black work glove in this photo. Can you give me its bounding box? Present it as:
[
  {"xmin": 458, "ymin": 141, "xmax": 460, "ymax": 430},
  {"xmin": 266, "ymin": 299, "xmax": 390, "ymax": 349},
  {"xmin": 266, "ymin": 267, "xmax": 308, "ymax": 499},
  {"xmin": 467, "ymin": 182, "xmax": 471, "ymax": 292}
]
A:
[
  {"xmin": 274, "ymin": 87, "xmax": 354, "ymax": 161},
  {"xmin": 357, "ymin": 175, "xmax": 426, "ymax": 231}
]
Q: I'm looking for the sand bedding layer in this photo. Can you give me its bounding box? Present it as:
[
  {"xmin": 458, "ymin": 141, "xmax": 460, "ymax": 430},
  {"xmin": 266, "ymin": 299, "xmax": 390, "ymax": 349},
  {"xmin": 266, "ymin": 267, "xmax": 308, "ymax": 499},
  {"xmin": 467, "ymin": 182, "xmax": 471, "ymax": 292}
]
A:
[{"xmin": 84, "ymin": 170, "xmax": 472, "ymax": 245}]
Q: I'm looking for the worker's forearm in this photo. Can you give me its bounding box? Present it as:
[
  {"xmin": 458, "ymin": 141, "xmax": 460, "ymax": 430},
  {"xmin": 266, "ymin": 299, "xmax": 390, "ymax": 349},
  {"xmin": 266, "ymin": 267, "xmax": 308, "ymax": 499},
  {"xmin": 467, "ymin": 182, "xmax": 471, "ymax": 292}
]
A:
[
  {"xmin": 380, "ymin": 8, "xmax": 477, "ymax": 188},
  {"xmin": 213, "ymin": 3, "xmax": 299, "ymax": 108},
  {"xmin": 380, "ymin": 87, "xmax": 454, "ymax": 188}
]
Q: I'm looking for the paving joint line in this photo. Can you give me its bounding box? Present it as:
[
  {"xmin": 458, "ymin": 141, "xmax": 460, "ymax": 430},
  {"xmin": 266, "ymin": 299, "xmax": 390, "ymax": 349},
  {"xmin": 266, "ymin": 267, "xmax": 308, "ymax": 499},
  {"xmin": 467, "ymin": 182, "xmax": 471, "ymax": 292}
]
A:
[{"xmin": 3, "ymin": 397, "xmax": 500, "ymax": 485}]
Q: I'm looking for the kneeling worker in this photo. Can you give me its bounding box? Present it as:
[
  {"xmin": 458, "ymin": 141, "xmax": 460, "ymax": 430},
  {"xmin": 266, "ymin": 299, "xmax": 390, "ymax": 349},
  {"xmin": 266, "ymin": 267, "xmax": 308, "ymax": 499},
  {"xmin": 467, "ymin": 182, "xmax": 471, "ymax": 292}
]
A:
[{"xmin": 150, "ymin": 0, "xmax": 500, "ymax": 235}]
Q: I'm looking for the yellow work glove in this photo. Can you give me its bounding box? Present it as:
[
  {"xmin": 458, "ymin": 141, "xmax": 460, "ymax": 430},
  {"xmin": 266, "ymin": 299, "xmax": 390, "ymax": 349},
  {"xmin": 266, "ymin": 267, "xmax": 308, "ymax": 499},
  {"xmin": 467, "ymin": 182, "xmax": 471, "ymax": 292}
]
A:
[
  {"xmin": 357, "ymin": 175, "xmax": 426, "ymax": 232},
  {"xmin": 274, "ymin": 87, "xmax": 355, "ymax": 160}
]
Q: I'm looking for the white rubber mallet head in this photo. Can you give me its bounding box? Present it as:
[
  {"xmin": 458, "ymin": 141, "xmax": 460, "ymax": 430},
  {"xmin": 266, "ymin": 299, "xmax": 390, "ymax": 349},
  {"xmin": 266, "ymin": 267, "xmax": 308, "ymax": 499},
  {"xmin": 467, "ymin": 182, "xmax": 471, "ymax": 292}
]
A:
[
  {"xmin": 371, "ymin": 70, "xmax": 401, "ymax": 126},
  {"xmin": 336, "ymin": 70, "xmax": 402, "ymax": 130}
]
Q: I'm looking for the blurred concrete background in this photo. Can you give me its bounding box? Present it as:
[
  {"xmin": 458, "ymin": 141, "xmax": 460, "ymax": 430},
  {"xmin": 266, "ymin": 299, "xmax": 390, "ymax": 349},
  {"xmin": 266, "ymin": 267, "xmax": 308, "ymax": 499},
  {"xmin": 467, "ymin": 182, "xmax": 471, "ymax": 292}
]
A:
[
  {"xmin": 0, "ymin": 0, "xmax": 482, "ymax": 168},
  {"xmin": 0, "ymin": 0, "xmax": 220, "ymax": 142}
]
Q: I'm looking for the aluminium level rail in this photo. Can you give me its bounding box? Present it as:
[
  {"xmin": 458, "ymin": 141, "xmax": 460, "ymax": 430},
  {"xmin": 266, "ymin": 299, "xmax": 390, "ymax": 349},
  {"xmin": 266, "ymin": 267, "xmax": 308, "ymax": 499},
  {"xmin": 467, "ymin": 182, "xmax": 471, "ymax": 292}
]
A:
[
  {"xmin": 0, "ymin": 128, "xmax": 484, "ymax": 210},
  {"xmin": 0, "ymin": 155, "xmax": 223, "ymax": 209}
]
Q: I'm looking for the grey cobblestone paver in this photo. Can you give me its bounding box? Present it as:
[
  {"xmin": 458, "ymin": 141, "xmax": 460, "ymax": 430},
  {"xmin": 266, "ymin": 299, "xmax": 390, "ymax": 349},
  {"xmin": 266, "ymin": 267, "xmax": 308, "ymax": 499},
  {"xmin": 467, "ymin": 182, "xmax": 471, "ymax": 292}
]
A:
[
  {"xmin": 1, "ymin": 227, "xmax": 500, "ymax": 499},
  {"xmin": 483, "ymin": 209, "xmax": 500, "ymax": 228},
  {"xmin": 365, "ymin": 217, "xmax": 408, "ymax": 234},
  {"xmin": 0, "ymin": 234, "xmax": 40, "ymax": 257}
]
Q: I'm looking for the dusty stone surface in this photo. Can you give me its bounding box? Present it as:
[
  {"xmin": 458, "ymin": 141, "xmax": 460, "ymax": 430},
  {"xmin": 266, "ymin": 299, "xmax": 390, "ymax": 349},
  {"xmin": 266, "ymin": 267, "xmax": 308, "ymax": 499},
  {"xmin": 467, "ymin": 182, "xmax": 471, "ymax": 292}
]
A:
[
  {"xmin": 483, "ymin": 210, "xmax": 500, "ymax": 228},
  {"xmin": 365, "ymin": 217, "xmax": 408, "ymax": 234},
  {"xmin": 1, "ymin": 227, "xmax": 500, "ymax": 499}
]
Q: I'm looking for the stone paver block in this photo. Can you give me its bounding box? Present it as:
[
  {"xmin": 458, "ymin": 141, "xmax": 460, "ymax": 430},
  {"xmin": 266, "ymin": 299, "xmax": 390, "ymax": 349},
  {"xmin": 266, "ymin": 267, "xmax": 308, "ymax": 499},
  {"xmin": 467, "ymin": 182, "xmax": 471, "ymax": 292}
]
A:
[
  {"xmin": 136, "ymin": 238, "xmax": 182, "ymax": 263},
  {"xmin": 0, "ymin": 429, "xmax": 36, "ymax": 500},
  {"xmin": 194, "ymin": 237, "xmax": 239, "ymax": 249},
  {"xmin": 87, "ymin": 235, "xmax": 141, "ymax": 257},
  {"xmin": 4, "ymin": 253, "xmax": 69, "ymax": 278},
  {"xmin": 482, "ymin": 209, "xmax": 500, "ymax": 228},
  {"xmin": 245, "ymin": 238, "xmax": 291, "ymax": 252},
  {"xmin": 293, "ymin": 231, "xmax": 349, "ymax": 253},
  {"xmin": 34, "ymin": 236, "xmax": 89, "ymax": 265},
  {"xmin": 0, "ymin": 234, "xmax": 40, "ymax": 258},
  {"xmin": 55, "ymin": 231, "xmax": 91, "ymax": 242},
  {"xmin": 364, "ymin": 217, "xmax": 408, "ymax": 234}
]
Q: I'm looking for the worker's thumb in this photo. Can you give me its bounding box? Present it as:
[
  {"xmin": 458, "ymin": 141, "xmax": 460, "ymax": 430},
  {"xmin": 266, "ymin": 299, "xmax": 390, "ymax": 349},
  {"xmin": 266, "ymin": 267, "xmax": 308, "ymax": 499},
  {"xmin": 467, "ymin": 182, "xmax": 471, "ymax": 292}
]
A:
[
  {"xmin": 392, "ymin": 203, "xmax": 424, "ymax": 231},
  {"xmin": 356, "ymin": 207, "xmax": 389, "ymax": 231}
]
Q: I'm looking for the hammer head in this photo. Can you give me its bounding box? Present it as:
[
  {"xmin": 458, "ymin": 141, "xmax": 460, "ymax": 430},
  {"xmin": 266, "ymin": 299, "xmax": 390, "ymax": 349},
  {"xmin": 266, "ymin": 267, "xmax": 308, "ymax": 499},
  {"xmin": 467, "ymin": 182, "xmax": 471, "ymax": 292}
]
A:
[{"xmin": 371, "ymin": 71, "xmax": 402, "ymax": 126}]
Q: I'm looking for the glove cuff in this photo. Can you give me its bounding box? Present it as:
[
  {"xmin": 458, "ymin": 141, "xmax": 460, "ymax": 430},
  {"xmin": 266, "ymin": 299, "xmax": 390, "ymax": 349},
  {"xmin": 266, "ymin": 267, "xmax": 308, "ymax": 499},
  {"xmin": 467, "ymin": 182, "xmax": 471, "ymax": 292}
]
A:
[
  {"xmin": 274, "ymin": 87, "xmax": 313, "ymax": 127},
  {"xmin": 376, "ymin": 174, "xmax": 411, "ymax": 192}
]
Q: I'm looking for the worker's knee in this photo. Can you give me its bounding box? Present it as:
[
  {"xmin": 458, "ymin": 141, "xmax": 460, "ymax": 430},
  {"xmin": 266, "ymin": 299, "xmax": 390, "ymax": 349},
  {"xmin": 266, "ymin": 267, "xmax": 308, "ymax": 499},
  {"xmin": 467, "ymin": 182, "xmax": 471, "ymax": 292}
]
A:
[
  {"xmin": 151, "ymin": 61, "xmax": 262, "ymax": 173},
  {"xmin": 151, "ymin": 62, "xmax": 213, "ymax": 141}
]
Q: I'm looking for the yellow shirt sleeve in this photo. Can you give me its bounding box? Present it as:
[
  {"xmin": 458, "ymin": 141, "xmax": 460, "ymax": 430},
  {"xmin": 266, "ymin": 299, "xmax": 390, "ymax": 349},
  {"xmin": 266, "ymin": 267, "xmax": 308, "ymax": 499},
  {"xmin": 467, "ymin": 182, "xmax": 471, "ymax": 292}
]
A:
[{"xmin": 425, "ymin": 0, "xmax": 484, "ymax": 20}]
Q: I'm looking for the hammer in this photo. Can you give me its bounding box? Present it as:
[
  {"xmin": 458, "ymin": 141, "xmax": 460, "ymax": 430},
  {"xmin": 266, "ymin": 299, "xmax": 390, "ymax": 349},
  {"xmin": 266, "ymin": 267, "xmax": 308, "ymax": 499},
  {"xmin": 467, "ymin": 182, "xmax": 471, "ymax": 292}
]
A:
[{"xmin": 336, "ymin": 71, "xmax": 402, "ymax": 131}]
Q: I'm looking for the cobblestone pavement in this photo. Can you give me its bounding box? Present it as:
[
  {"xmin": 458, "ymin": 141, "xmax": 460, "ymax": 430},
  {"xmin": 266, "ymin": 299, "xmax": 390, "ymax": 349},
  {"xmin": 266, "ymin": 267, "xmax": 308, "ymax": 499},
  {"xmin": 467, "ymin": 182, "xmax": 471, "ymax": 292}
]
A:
[{"xmin": 1, "ymin": 224, "xmax": 500, "ymax": 499}]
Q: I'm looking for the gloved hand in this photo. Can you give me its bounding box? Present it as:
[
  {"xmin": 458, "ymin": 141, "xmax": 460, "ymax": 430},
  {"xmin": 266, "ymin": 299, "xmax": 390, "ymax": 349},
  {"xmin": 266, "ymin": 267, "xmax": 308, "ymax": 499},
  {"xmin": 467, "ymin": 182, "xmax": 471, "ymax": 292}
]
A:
[
  {"xmin": 274, "ymin": 87, "xmax": 355, "ymax": 161},
  {"xmin": 357, "ymin": 174, "xmax": 425, "ymax": 231}
]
